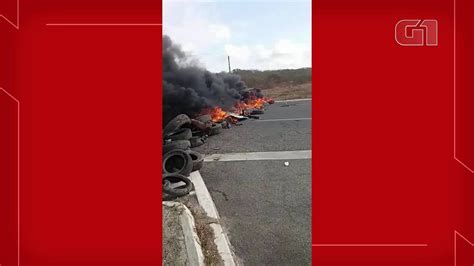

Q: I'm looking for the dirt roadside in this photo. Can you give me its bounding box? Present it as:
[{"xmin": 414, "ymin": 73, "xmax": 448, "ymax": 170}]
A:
[
  {"xmin": 261, "ymin": 82, "xmax": 312, "ymax": 101},
  {"xmin": 177, "ymin": 196, "xmax": 224, "ymax": 266}
]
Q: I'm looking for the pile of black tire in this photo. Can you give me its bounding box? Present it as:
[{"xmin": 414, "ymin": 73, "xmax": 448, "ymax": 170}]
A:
[{"xmin": 162, "ymin": 114, "xmax": 222, "ymax": 200}]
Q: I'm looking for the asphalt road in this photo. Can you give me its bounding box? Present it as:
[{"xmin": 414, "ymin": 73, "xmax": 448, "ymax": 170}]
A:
[
  {"xmin": 193, "ymin": 100, "xmax": 311, "ymax": 155},
  {"xmin": 196, "ymin": 99, "xmax": 312, "ymax": 265}
]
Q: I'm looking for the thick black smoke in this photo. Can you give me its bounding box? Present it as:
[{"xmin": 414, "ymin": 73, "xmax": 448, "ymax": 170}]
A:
[{"xmin": 163, "ymin": 35, "xmax": 261, "ymax": 125}]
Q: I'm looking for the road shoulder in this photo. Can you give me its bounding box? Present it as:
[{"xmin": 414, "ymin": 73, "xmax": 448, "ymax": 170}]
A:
[{"xmin": 163, "ymin": 201, "xmax": 205, "ymax": 266}]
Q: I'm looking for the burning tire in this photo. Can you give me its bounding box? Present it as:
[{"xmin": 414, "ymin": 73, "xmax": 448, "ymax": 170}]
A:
[
  {"xmin": 187, "ymin": 150, "xmax": 204, "ymax": 171},
  {"xmin": 165, "ymin": 128, "xmax": 192, "ymax": 141},
  {"xmin": 209, "ymin": 123, "xmax": 222, "ymax": 136},
  {"xmin": 163, "ymin": 149, "xmax": 194, "ymax": 177},
  {"xmin": 195, "ymin": 114, "xmax": 212, "ymax": 123},
  {"xmin": 162, "ymin": 173, "xmax": 193, "ymax": 198},
  {"xmin": 164, "ymin": 114, "xmax": 191, "ymax": 136},
  {"xmin": 163, "ymin": 140, "xmax": 191, "ymax": 154},
  {"xmin": 251, "ymin": 109, "xmax": 264, "ymax": 115}
]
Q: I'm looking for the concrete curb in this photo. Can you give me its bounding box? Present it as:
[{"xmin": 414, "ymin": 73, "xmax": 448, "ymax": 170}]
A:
[
  {"xmin": 163, "ymin": 202, "xmax": 205, "ymax": 266},
  {"xmin": 189, "ymin": 171, "xmax": 236, "ymax": 266}
]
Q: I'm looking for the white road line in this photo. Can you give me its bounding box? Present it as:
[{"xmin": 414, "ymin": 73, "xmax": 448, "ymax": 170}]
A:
[
  {"xmin": 275, "ymin": 98, "xmax": 312, "ymax": 103},
  {"xmin": 255, "ymin": 118, "xmax": 311, "ymax": 122},
  {"xmin": 189, "ymin": 172, "xmax": 219, "ymax": 220},
  {"xmin": 204, "ymin": 150, "xmax": 311, "ymax": 162},
  {"xmin": 189, "ymin": 171, "xmax": 236, "ymax": 266}
]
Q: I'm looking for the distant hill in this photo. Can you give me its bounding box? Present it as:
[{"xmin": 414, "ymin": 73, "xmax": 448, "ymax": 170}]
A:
[{"xmin": 232, "ymin": 68, "xmax": 312, "ymax": 89}]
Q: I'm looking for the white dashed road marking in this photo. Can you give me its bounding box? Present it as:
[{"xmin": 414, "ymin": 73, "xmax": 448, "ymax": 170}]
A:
[
  {"xmin": 275, "ymin": 98, "xmax": 312, "ymax": 103},
  {"xmin": 204, "ymin": 150, "xmax": 312, "ymax": 162}
]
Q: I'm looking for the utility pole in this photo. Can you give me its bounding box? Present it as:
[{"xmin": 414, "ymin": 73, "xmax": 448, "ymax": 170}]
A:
[{"xmin": 227, "ymin": 56, "xmax": 232, "ymax": 73}]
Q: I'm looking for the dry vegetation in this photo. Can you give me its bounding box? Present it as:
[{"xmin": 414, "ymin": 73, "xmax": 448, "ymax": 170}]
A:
[
  {"xmin": 233, "ymin": 68, "xmax": 312, "ymax": 100},
  {"xmin": 261, "ymin": 82, "xmax": 311, "ymax": 100}
]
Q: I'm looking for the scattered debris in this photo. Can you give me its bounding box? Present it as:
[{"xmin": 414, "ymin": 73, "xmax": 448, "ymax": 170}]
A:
[
  {"xmin": 228, "ymin": 113, "xmax": 246, "ymax": 120},
  {"xmin": 284, "ymin": 161, "xmax": 290, "ymax": 166}
]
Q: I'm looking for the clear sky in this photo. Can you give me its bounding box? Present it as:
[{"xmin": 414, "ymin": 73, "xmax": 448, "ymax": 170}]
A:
[{"xmin": 164, "ymin": 0, "xmax": 312, "ymax": 72}]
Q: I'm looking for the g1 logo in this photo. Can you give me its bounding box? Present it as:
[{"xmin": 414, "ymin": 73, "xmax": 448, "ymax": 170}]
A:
[{"xmin": 395, "ymin": 19, "xmax": 438, "ymax": 46}]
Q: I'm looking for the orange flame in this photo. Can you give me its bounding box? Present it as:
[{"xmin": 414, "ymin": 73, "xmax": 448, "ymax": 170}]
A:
[
  {"xmin": 233, "ymin": 96, "xmax": 273, "ymax": 114},
  {"xmin": 202, "ymin": 107, "xmax": 229, "ymax": 123},
  {"xmin": 199, "ymin": 97, "xmax": 274, "ymax": 123}
]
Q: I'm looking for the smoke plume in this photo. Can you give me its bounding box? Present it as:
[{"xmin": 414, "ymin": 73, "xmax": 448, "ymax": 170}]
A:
[{"xmin": 163, "ymin": 35, "xmax": 262, "ymax": 125}]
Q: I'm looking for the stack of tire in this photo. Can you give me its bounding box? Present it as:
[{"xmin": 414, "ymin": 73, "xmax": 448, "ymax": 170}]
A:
[
  {"xmin": 162, "ymin": 114, "xmax": 206, "ymax": 200},
  {"xmin": 192, "ymin": 114, "xmax": 223, "ymax": 137}
]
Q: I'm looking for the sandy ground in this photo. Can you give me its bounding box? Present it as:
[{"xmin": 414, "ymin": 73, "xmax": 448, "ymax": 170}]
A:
[{"xmin": 162, "ymin": 204, "xmax": 189, "ymax": 266}]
